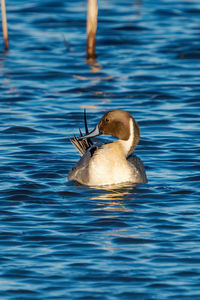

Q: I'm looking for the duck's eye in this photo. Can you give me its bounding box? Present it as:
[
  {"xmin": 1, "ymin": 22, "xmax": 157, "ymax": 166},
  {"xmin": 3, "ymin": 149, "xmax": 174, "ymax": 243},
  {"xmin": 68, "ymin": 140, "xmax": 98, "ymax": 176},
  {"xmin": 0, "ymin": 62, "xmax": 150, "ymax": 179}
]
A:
[{"xmin": 105, "ymin": 118, "xmax": 109, "ymax": 122}]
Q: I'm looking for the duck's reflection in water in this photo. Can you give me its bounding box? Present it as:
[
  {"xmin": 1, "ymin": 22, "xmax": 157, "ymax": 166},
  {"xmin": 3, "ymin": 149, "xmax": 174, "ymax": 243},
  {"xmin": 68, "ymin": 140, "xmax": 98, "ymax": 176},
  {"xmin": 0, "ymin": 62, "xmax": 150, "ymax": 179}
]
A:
[{"xmin": 90, "ymin": 183, "xmax": 137, "ymax": 211}]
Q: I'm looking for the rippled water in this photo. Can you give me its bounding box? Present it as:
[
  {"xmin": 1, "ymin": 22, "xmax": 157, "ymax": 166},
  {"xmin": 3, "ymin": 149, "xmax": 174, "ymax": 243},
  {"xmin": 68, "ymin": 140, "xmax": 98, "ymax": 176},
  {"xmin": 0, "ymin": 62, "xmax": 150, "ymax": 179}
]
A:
[{"xmin": 1, "ymin": 0, "xmax": 200, "ymax": 299}]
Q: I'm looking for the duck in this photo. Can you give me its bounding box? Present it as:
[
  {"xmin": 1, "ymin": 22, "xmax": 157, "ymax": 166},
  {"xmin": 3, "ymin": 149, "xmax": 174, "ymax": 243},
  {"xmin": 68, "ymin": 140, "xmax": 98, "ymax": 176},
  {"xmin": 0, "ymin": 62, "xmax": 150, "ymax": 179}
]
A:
[{"xmin": 68, "ymin": 109, "xmax": 147, "ymax": 186}]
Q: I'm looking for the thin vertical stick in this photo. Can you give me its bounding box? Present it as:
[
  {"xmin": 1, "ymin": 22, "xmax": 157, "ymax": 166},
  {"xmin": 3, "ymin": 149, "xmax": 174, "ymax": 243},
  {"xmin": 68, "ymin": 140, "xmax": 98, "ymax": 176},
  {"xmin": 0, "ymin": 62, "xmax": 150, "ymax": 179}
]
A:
[
  {"xmin": 1, "ymin": 0, "xmax": 9, "ymax": 50},
  {"xmin": 86, "ymin": 0, "xmax": 98, "ymax": 59}
]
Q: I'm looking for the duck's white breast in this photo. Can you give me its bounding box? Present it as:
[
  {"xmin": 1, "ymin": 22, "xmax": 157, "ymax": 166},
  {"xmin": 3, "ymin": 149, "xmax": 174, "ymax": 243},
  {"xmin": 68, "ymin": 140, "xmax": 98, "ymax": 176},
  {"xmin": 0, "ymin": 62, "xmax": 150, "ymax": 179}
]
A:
[{"xmin": 88, "ymin": 142, "xmax": 133, "ymax": 186}]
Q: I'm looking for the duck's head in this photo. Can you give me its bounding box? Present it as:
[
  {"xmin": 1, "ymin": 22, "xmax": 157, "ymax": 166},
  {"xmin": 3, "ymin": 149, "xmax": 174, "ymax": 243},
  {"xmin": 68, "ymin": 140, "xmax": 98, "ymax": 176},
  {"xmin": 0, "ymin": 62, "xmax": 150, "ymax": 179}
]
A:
[{"xmin": 79, "ymin": 110, "xmax": 140, "ymax": 156}]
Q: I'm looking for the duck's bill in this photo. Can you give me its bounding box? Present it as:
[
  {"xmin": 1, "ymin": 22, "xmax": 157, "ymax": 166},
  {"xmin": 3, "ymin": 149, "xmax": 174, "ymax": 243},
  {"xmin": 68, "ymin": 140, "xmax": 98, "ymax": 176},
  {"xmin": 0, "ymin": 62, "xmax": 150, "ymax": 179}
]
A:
[{"xmin": 78, "ymin": 125, "xmax": 101, "ymax": 140}]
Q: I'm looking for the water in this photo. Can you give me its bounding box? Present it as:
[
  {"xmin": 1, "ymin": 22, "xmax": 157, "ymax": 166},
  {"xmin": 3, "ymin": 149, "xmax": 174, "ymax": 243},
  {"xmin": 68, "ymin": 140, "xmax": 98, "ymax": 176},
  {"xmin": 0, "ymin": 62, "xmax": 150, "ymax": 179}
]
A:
[{"xmin": 0, "ymin": 0, "xmax": 200, "ymax": 299}]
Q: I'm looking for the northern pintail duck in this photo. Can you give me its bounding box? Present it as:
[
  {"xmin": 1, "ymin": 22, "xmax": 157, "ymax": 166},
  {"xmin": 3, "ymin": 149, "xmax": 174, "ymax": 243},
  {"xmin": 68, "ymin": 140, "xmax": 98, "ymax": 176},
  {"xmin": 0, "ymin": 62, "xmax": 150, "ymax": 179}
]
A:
[{"xmin": 68, "ymin": 110, "xmax": 147, "ymax": 186}]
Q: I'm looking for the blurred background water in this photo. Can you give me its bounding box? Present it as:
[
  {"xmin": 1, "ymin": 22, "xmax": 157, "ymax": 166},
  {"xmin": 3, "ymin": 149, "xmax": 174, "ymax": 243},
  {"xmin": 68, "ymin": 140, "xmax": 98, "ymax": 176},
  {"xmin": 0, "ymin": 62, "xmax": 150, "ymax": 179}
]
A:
[{"xmin": 0, "ymin": 0, "xmax": 200, "ymax": 299}]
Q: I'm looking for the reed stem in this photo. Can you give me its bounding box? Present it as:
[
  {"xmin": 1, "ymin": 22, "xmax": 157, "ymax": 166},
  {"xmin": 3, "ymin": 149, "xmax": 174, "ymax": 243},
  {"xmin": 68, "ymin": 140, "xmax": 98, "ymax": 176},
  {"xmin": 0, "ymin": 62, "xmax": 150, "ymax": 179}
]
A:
[
  {"xmin": 1, "ymin": 0, "xmax": 9, "ymax": 50},
  {"xmin": 86, "ymin": 0, "xmax": 98, "ymax": 59}
]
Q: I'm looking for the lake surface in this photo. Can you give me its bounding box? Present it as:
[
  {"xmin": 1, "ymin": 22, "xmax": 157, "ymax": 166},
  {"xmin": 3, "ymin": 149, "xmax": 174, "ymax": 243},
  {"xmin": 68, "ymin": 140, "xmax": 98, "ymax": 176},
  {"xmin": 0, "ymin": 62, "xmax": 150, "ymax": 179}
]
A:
[{"xmin": 0, "ymin": 0, "xmax": 200, "ymax": 299}]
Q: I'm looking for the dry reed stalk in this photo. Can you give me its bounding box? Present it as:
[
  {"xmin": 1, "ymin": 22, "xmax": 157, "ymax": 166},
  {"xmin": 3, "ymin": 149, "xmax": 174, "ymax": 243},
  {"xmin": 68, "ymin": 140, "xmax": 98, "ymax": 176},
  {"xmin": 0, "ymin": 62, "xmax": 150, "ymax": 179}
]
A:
[
  {"xmin": 86, "ymin": 0, "xmax": 98, "ymax": 59},
  {"xmin": 1, "ymin": 0, "xmax": 9, "ymax": 50}
]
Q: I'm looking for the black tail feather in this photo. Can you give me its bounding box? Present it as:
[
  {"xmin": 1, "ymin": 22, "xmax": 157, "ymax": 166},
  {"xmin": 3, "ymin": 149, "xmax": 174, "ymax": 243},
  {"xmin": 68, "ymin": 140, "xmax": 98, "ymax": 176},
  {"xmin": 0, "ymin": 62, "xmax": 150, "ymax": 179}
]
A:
[
  {"xmin": 69, "ymin": 110, "xmax": 93, "ymax": 156},
  {"xmin": 84, "ymin": 109, "xmax": 89, "ymax": 134}
]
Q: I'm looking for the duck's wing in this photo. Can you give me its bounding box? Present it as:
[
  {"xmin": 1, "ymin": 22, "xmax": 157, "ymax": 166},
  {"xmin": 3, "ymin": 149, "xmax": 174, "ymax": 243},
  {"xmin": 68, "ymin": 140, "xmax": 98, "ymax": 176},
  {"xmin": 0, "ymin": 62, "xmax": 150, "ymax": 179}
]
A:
[
  {"xmin": 69, "ymin": 109, "xmax": 93, "ymax": 156},
  {"xmin": 127, "ymin": 155, "xmax": 148, "ymax": 183},
  {"xmin": 68, "ymin": 145, "xmax": 98, "ymax": 184}
]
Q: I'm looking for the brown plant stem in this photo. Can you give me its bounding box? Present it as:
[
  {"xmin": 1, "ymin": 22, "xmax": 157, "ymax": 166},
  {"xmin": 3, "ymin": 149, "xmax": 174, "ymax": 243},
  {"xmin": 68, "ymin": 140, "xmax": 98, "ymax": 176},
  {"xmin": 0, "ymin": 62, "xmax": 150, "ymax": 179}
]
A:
[
  {"xmin": 86, "ymin": 0, "xmax": 98, "ymax": 59},
  {"xmin": 1, "ymin": 0, "xmax": 9, "ymax": 50}
]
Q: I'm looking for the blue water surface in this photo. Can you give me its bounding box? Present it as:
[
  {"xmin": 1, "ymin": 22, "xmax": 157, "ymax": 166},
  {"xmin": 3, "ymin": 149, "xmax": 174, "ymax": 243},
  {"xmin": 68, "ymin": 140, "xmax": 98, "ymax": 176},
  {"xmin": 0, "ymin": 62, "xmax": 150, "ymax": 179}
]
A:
[{"xmin": 0, "ymin": 0, "xmax": 200, "ymax": 299}]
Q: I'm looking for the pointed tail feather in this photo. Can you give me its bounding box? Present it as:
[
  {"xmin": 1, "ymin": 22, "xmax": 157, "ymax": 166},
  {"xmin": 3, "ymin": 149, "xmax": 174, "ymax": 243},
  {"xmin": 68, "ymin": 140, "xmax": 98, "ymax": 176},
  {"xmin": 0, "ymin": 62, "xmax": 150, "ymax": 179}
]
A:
[{"xmin": 84, "ymin": 109, "xmax": 89, "ymax": 134}]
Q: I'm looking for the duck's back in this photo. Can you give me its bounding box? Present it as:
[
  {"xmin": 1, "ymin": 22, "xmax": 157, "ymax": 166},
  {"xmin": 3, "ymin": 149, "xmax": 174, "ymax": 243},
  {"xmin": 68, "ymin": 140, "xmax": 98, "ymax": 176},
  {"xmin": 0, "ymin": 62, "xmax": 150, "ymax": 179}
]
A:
[{"xmin": 69, "ymin": 141, "xmax": 147, "ymax": 186}]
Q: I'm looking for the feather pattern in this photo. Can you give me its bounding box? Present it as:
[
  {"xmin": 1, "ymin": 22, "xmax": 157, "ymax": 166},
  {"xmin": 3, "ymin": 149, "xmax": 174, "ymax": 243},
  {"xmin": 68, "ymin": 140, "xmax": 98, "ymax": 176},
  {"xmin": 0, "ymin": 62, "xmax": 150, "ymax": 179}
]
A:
[{"xmin": 69, "ymin": 110, "xmax": 93, "ymax": 156}]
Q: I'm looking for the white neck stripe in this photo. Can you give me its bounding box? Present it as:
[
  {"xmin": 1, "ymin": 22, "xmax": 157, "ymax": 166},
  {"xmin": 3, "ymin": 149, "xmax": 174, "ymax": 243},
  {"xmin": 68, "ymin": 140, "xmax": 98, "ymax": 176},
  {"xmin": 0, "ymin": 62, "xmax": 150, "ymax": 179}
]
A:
[{"xmin": 119, "ymin": 118, "xmax": 134, "ymax": 157}]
